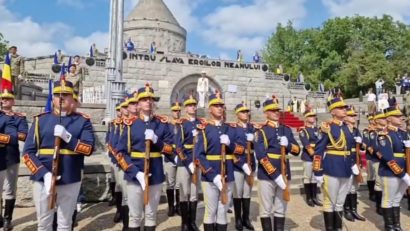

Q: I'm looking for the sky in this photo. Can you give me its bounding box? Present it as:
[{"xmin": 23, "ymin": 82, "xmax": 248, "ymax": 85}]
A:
[{"xmin": 1, "ymin": 0, "xmax": 410, "ymax": 60}]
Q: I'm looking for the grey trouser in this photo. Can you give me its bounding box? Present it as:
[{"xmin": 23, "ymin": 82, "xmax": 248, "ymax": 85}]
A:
[
  {"xmin": 164, "ymin": 161, "xmax": 177, "ymax": 190},
  {"xmin": 112, "ymin": 164, "xmax": 122, "ymax": 192},
  {"xmin": 303, "ymin": 161, "xmax": 316, "ymax": 184},
  {"xmin": 258, "ymin": 178, "xmax": 287, "ymax": 218},
  {"xmin": 233, "ymin": 171, "xmax": 252, "ymax": 199},
  {"xmin": 322, "ymin": 175, "xmax": 350, "ymax": 212},
  {"xmin": 109, "ymin": 163, "xmax": 116, "ymax": 182},
  {"xmin": 33, "ymin": 181, "xmax": 81, "ymax": 231},
  {"xmin": 368, "ymin": 161, "xmax": 382, "ymax": 191},
  {"xmin": 202, "ymin": 181, "xmax": 234, "ymax": 224},
  {"xmin": 4, "ymin": 163, "xmax": 19, "ymax": 199},
  {"xmin": 381, "ymin": 176, "xmax": 408, "ymax": 208},
  {"xmin": 127, "ymin": 182, "xmax": 162, "ymax": 228},
  {"xmin": 0, "ymin": 170, "xmax": 6, "ymax": 211},
  {"xmin": 176, "ymin": 166, "xmax": 199, "ymax": 202},
  {"xmin": 118, "ymin": 169, "xmax": 128, "ymax": 206},
  {"xmin": 348, "ymin": 175, "xmax": 358, "ymax": 194},
  {"xmin": 366, "ymin": 160, "xmax": 376, "ymax": 181}
]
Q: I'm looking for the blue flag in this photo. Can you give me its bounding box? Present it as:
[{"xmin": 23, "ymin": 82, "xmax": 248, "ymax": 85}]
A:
[
  {"xmin": 44, "ymin": 79, "xmax": 53, "ymax": 113},
  {"xmin": 89, "ymin": 45, "xmax": 94, "ymax": 57},
  {"xmin": 67, "ymin": 56, "xmax": 72, "ymax": 69},
  {"xmin": 53, "ymin": 52, "xmax": 59, "ymax": 64}
]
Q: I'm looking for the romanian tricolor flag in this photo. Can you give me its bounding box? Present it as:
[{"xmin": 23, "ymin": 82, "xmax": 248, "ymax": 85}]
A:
[{"xmin": 1, "ymin": 53, "xmax": 12, "ymax": 92}]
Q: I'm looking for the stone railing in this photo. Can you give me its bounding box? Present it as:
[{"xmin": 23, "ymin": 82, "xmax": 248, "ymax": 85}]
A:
[{"xmin": 82, "ymin": 85, "xmax": 106, "ymax": 104}]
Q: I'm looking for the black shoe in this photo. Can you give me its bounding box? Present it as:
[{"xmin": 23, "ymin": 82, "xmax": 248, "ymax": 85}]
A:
[
  {"xmin": 180, "ymin": 202, "xmax": 190, "ymax": 231},
  {"xmin": 144, "ymin": 226, "xmax": 156, "ymax": 231},
  {"xmin": 242, "ymin": 198, "xmax": 254, "ymax": 230},
  {"xmin": 383, "ymin": 208, "xmax": 395, "ymax": 231},
  {"xmin": 260, "ymin": 217, "xmax": 272, "ymax": 231},
  {"xmin": 166, "ymin": 189, "xmax": 175, "ymax": 217},
  {"xmin": 215, "ymin": 224, "xmax": 227, "ymax": 231},
  {"xmin": 227, "ymin": 208, "xmax": 232, "ymax": 213},
  {"xmin": 392, "ymin": 207, "xmax": 402, "ymax": 231},
  {"xmin": 304, "ymin": 184, "xmax": 314, "ymax": 207},
  {"xmin": 175, "ymin": 189, "xmax": 181, "ymax": 216},
  {"xmin": 351, "ymin": 194, "xmax": 366, "ymax": 221},
  {"xmin": 128, "ymin": 228, "xmax": 140, "ymax": 231},
  {"xmin": 203, "ymin": 223, "xmax": 215, "ymax": 231},
  {"xmin": 3, "ymin": 199, "xmax": 16, "ymax": 231},
  {"xmin": 311, "ymin": 183, "xmax": 323, "ymax": 206},
  {"xmin": 334, "ymin": 211, "xmax": 343, "ymax": 230},
  {"xmin": 52, "ymin": 212, "xmax": 57, "ymax": 231},
  {"xmin": 323, "ymin": 212, "xmax": 334, "ymax": 231},
  {"xmin": 233, "ymin": 198, "xmax": 243, "ymax": 230},
  {"xmin": 376, "ymin": 191, "xmax": 383, "ymax": 216},
  {"xmin": 273, "ymin": 216, "xmax": 285, "ymax": 231},
  {"xmin": 108, "ymin": 182, "xmax": 116, "ymax": 206},
  {"xmin": 189, "ymin": 201, "xmax": 200, "ymax": 231},
  {"xmin": 114, "ymin": 192, "xmax": 123, "ymax": 223},
  {"xmin": 367, "ymin": 181, "xmax": 376, "ymax": 201},
  {"xmin": 121, "ymin": 205, "xmax": 129, "ymax": 230},
  {"xmin": 343, "ymin": 194, "xmax": 355, "ymax": 222}
]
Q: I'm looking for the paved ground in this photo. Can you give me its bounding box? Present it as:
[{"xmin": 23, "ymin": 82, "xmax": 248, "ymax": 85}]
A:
[{"xmin": 11, "ymin": 192, "xmax": 410, "ymax": 231}]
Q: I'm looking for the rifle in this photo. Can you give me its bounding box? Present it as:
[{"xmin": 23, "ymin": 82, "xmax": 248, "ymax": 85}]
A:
[
  {"xmin": 191, "ymin": 134, "xmax": 199, "ymax": 184},
  {"xmin": 281, "ymin": 95, "xmax": 290, "ymax": 202},
  {"xmin": 144, "ymin": 133, "xmax": 151, "ymax": 206},
  {"xmin": 245, "ymin": 124, "xmax": 254, "ymax": 187},
  {"xmin": 406, "ymin": 132, "xmax": 410, "ymax": 196},
  {"xmin": 355, "ymin": 108, "xmax": 364, "ymax": 183},
  {"xmin": 220, "ymin": 125, "xmax": 228, "ymax": 205}
]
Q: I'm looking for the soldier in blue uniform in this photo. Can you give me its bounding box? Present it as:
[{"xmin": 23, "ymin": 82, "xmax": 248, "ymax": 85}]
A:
[
  {"xmin": 23, "ymin": 80, "xmax": 95, "ymax": 231},
  {"xmin": 231, "ymin": 102, "xmax": 255, "ymax": 231},
  {"xmin": 363, "ymin": 114, "xmax": 376, "ymax": 201},
  {"xmin": 368, "ymin": 111, "xmax": 387, "ymax": 215},
  {"xmin": 115, "ymin": 85, "xmax": 174, "ymax": 231},
  {"xmin": 165, "ymin": 101, "xmax": 180, "ymax": 217},
  {"xmin": 195, "ymin": 92, "xmax": 246, "ymax": 231},
  {"xmin": 377, "ymin": 106, "xmax": 410, "ymax": 231},
  {"xmin": 254, "ymin": 96, "xmax": 300, "ymax": 231},
  {"xmin": 0, "ymin": 89, "xmax": 28, "ymax": 231},
  {"xmin": 343, "ymin": 106, "xmax": 366, "ymax": 222},
  {"xmin": 298, "ymin": 110, "xmax": 322, "ymax": 207},
  {"xmin": 175, "ymin": 94, "xmax": 202, "ymax": 231},
  {"xmin": 312, "ymin": 97, "xmax": 357, "ymax": 231}
]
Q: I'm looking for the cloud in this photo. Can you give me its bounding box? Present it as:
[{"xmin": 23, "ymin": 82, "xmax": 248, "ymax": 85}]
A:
[
  {"xmin": 201, "ymin": 0, "xmax": 307, "ymax": 55},
  {"xmin": 63, "ymin": 31, "xmax": 109, "ymax": 56},
  {"xmin": 57, "ymin": 0, "xmax": 87, "ymax": 9},
  {"xmin": 322, "ymin": 0, "xmax": 410, "ymax": 22}
]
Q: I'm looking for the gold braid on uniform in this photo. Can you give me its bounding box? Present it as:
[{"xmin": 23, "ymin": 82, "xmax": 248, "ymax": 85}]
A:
[{"xmin": 327, "ymin": 130, "xmax": 346, "ymax": 150}]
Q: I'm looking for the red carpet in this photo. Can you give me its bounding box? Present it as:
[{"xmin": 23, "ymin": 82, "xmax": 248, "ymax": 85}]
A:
[{"xmin": 279, "ymin": 112, "xmax": 304, "ymax": 129}]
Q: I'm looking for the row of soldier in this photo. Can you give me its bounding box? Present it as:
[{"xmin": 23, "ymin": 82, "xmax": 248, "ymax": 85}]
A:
[{"xmin": 0, "ymin": 79, "xmax": 408, "ymax": 231}]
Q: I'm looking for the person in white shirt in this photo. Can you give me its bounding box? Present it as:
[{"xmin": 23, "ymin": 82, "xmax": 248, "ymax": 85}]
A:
[
  {"xmin": 375, "ymin": 78, "xmax": 385, "ymax": 97},
  {"xmin": 366, "ymin": 88, "xmax": 376, "ymax": 114}
]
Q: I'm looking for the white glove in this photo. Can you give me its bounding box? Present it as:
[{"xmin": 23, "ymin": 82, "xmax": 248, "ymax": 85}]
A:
[
  {"xmin": 242, "ymin": 163, "xmax": 252, "ymax": 176},
  {"xmin": 54, "ymin": 125, "xmax": 72, "ymax": 143},
  {"xmin": 315, "ymin": 175, "xmax": 324, "ymax": 187},
  {"xmin": 43, "ymin": 172, "xmax": 52, "ymax": 196},
  {"xmin": 402, "ymin": 174, "xmax": 410, "ymax": 187},
  {"xmin": 354, "ymin": 136, "xmax": 362, "ymax": 144},
  {"xmin": 280, "ymin": 136, "xmax": 288, "ymax": 147},
  {"xmin": 136, "ymin": 172, "xmax": 146, "ymax": 191},
  {"xmin": 213, "ymin": 174, "xmax": 223, "ymax": 191},
  {"xmin": 274, "ymin": 175, "xmax": 286, "ymax": 190},
  {"xmin": 351, "ymin": 164, "xmax": 360, "ymax": 175},
  {"xmin": 246, "ymin": 133, "xmax": 254, "ymax": 142},
  {"xmin": 192, "ymin": 129, "xmax": 198, "ymax": 137},
  {"xmin": 403, "ymin": 140, "xmax": 410, "ymax": 148},
  {"xmin": 174, "ymin": 156, "xmax": 178, "ymax": 164},
  {"xmin": 220, "ymin": 134, "xmax": 230, "ymax": 146},
  {"xmin": 18, "ymin": 74, "xmax": 23, "ymax": 80},
  {"xmin": 144, "ymin": 129, "xmax": 158, "ymax": 144},
  {"xmin": 189, "ymin": 162, "xmax": 195, "ymax": 174}
]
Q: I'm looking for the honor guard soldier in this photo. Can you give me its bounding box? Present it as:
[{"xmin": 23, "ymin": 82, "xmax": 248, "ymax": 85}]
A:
[
  {"xmin": 115, "ymin": 84, "xmax": 174, "ymax": 231},
  {"xmin": 165, "ymin": 102, "xmax": 181, "ymax": 217},
  {"xmin": 368, "ymin": 111, "xmax": 387, "ymax": 215},
  {"xmin": 195, "ymin": 92, "xmax": 246, "ymax": 231},
  {"xmin": 377, "ymin": 106, "xmax": 410, "ymax": 231},
  {"xmin": 254, "ymin": 96, "xmax": 300, "ymax": 231},
  {"xmin": 363, "ymin": 114, "xmax": 376, "ymax": 201},
  {"xmin": 312, "ymin": 97, "xmax": 357, "ymax": 231},
  {"xmin": 175, "ymin": 94, "xmax": 202, "ymax": 231},
  {"xmin": 232, "ymin": 102, "xmax": 255, "ymax": 231},
  {"xmin": 0, "ymin": 89, "xmax": 28, "ymax": 230},
  {"xmin": 298, "ymin": 110, "xmax": 322, "ymax": 207},
  {"xmin": 343, "ymin": 106, "xmax": 366, "ymax": 222},
  {"xmin": 23, "ymin": 80, "xmax": 95, "ymax": 231}
]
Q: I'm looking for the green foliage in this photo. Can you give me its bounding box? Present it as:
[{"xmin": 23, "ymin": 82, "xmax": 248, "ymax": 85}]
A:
[
  {"xmin": 263, "ymin": 15, "xmax": 410, "ymax": 97},
  {"xmin": 0, "ymin": 33, "xmax": 8, "ymax": 62}
]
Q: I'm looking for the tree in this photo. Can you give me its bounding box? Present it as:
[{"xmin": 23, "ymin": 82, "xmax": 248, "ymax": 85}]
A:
[
  {"xmin": 263, "ymin": 15, "xmax": 410, "ymax": 97},
  {"xmin": 0, "ymin": 33, "xmax": 8, "ymax": 62}
]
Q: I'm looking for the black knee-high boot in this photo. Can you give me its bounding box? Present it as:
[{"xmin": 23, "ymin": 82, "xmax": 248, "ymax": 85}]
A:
[
  {"xmin": 166, "ymin": 189, "xmax": 175, "ymax": 217},
  {"xmin": 233, "ymin": 198, "xmax": 243, "ymax": 230},
  {"xmin": 242, "ymin": 198, "xmax": 254, "ymax": 230}
]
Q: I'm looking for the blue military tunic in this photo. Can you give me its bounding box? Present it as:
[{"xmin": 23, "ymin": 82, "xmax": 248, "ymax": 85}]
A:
[
  {"xmin": 115, "ymin": 115, "xmax": 174, "ymax": 186},
  {"xmin": 298, "ymin": 126, "xmax": 319, "ymax": 162},
  {"xmin": 5, "ymin": 111, "xmax": 28, "ymax": 166},
  {"xmin": 22, "ymin": 111, "xmax": 95, "ymax": 184},
  {"xmin": 0, "ymin": 112, "xmax": 18, "ymax": 171},
  {"xmin": 377, "ymin": 126, "xmax": 407, "ymax": 178},
  {"xmin": 232, "ymin": 122, "xmax": 256, "ymax": 172},
  {"xmin": 165, "ymin": 119, "xmax": 178, "ymax": 164},
  {"xmin": 313, "ymin": 120, "xmax": 355, "ymax": 178},
  {"xmin": 254, "ymin": 120, "xmax": 300, "ymax": 181},
  {"xmin": 106, "ymin": 118, "xmax": 122, "ymax": 166},
  {"xmin": 175, "ymin": 117, "xmax": 203, "ymax": 169},
  {"xmin": 367, "ymin": 128, "xmax": 382, "ymax": 162},
  {"xmin": 195, "ymin": 120, "xmax": 246, "ymax": 183}
]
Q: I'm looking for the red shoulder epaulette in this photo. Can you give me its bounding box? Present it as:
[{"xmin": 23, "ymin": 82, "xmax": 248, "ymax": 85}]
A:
[
  {"xmin": 198, "ymin": 117, "xmax": 207, "ymax": 123},
  {"xmin": 124, "ymin": 116, "xmax": 137, "ymax": 125},
  {"xmin": 196, "ymin": 124, "xmax": 206, "ymax": 130},
  {"xmin": 251, "ymin": 122, "xmax": 263, "ymax": 129},
  {"xmin": 154, "ymin": 114, "xmax": 169, "ymax": 123}
]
